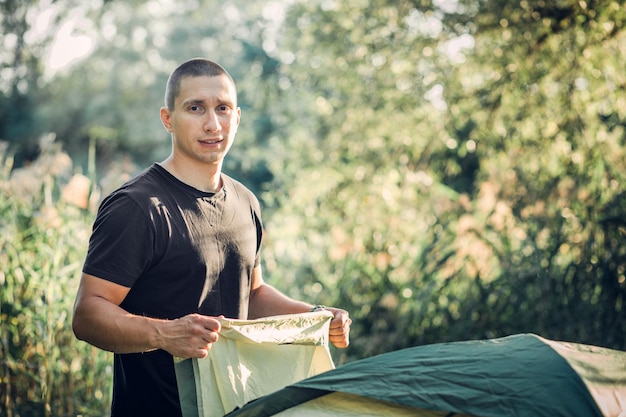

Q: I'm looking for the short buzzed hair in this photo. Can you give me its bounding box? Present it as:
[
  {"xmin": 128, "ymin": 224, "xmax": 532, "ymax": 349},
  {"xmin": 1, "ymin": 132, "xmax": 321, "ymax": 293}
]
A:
[{"xmin": 164, "ymin": 58, "xmax": 237, "ymax": 110}]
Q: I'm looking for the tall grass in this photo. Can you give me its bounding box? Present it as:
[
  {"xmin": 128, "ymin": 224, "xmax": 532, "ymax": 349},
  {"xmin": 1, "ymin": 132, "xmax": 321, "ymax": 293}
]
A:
[{"xmin": 1, "ymin": 142, "xmax": 112, "ymax": 417}]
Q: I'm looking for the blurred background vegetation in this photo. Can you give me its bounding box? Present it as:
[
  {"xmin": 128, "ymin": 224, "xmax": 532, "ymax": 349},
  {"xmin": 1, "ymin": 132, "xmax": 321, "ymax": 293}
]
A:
[{"xmin": 1, "ymin": 0, "xmax": 625, "ymax": 415}]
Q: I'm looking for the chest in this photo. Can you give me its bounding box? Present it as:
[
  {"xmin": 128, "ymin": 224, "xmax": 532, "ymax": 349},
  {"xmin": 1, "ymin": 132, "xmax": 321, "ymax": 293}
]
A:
[{"xmin": 155, "ymin": 193, "xmax": 260, "ymax": 267}]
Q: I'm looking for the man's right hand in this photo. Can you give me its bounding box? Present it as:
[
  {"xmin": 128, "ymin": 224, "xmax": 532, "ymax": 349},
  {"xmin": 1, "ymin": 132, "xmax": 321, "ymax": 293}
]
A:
[{"xmin": 157, "ymin": 314, "xmax": 222, "ymax": 358}]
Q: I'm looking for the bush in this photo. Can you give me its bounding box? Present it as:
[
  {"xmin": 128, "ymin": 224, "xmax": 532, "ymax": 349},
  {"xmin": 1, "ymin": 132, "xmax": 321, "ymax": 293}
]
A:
[{"xmin": 0, "ymin": 142, "xmax": 112, "ymax": 417}]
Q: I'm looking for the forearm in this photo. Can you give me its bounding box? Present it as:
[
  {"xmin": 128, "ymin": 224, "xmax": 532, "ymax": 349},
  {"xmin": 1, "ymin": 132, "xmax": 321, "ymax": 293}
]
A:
[
  {"xmin": 73, "ymin": 273, "xmax": 222, "ymax": 358},
  {"xmin": 247, "ymin": 283, "xmax": 352, "ymax": 348},
  {"xmin": 72, "ymin": 295, "xmax": 164, "ymax": 354},
  {"xmin": 247, "ymin": 283, "xmax": 314, "ymax": 319}
]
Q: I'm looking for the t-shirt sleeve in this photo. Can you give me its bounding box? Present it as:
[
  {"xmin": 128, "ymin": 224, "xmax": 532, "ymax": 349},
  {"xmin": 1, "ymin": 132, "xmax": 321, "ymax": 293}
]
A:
[{"xmin": 83, "ymin": 192, "xmax": 155, "ymax": 288}]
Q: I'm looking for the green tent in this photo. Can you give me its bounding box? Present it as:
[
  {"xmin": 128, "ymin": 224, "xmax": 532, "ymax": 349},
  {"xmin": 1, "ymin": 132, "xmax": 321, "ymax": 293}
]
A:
[{"xmin": 225, "ymin": 334, "xmax": 626, "ymax": 417}]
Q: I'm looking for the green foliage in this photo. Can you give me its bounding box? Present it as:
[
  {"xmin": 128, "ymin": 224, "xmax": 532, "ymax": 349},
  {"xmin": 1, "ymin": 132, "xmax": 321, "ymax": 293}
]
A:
[
  {"xmin": 437, "ymin": 0, "xmax": 626, "ymax": 348},
  {"xmin": 0, "ymin": 0, "xmax": 48, "ymax": 163},
  {"xmin": 0, "ymin": 145, "xmax": 112, "ymax": 417},
  {"xmin": 262, "ymin": 0, "xmax": 626, "ymax": 361}
]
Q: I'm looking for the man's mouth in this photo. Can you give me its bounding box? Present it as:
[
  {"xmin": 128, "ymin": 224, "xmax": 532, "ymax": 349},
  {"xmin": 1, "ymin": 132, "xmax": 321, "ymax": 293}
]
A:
[{"xmin": 199, "ymin": 138, "xmax": 222, "ymax": 144}]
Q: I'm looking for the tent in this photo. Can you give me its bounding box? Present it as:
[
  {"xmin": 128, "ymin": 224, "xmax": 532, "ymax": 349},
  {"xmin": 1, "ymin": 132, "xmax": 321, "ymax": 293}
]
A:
[
  {"xmin": 175, "ymin": 311, "xmax": 336, "ymax": 417},
  {"xmin": 224, "ymin": 334, "xmax": 626, "ymax": 417}
]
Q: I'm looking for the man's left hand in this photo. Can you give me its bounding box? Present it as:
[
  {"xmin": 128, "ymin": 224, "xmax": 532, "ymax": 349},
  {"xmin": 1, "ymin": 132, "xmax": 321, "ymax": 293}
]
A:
[{"xmin": 325, "ymin": 307, "xmax": 351, "ymax": 348}]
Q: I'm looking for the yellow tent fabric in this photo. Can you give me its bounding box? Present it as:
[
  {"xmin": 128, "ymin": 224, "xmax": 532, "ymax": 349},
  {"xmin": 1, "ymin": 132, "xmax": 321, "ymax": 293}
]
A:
[
  {"xmin": 175, "ymin": 311, "xmax": 335, "ymax": 417},
  {"xmin": 271, "ymin": 391, "xmax": 474, "ymax": 417},
  {"xmin": 542, "ymin": 337, "xmax": 626, "ymax": 417}
]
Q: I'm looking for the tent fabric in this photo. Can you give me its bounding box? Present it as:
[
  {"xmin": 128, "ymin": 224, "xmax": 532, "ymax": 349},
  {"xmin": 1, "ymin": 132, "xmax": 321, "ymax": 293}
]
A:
[
  {"xmin": 269, "ymin": 391, "xmax": 474, "ymax": 417},
  {"xmin": 226, "ymin": 334, "xmax": 626, "ymax": 417},
  {"xmin": 542, "ymin": 338, "xmax": 626, "ymax": 416},
  {"xmin": 175, "ymin": 311, "xmax": 335, "ymax": 417}
]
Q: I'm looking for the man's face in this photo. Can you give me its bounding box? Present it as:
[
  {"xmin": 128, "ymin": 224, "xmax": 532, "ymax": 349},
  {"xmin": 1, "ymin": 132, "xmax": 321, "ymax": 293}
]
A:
[{"xmin": 160, "ymin": 74, "xmax": 241, "ymax": 167}]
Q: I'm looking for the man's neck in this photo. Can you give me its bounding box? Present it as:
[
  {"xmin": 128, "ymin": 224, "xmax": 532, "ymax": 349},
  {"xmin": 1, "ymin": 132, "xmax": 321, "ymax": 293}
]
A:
[{"xmin": 159, "ymin": 157, "xmax": 223, "ymax": 193}]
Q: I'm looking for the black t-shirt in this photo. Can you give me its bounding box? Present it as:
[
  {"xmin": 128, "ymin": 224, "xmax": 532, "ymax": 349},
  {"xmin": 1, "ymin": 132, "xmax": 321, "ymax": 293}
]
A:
[{"xmin": 83, "ymin": 163, "xmax": 263, "ymax": 417}]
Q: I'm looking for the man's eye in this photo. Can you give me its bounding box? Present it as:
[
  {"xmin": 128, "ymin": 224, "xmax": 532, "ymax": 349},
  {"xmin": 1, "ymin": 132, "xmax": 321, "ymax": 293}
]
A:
[
  {"xmin": 218, "ymin": 105, "xmax": 230, "ymax": 113},
  {"xmin": 189, "ymin": 105, "xmax": 202, "ymax": 112}
]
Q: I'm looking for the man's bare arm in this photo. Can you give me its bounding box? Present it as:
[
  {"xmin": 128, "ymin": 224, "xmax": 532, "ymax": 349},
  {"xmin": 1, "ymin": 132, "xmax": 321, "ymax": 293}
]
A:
[
  {"xmin": 72, "ymin": 273, "xmax": 221, "ymax": 358},
  {"xmin": 248, "ymin": 266, "xmax": 351, "ymax": 348}
]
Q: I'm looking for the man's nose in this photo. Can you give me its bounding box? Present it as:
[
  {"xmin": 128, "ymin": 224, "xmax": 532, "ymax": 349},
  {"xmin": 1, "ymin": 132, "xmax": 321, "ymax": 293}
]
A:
[{"xmin": 204, "ymin": 110, "xmax": 221, "ymax": 132}]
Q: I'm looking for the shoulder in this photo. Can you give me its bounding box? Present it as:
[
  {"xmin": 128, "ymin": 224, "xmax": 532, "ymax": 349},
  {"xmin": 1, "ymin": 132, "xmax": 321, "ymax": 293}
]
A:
[
  {"xmin": 101, "ymin": 164, "xmax": 167, "ymax": 203},
  {"xmin": 223, "ymin": 175, "xmax": 260, "ymax": 209},
  {"xmin": 96, "ymin": 165, "xmax": 164, "ymax": 218},
  {"xmin": 118, "ymin": 164, "xmax": 166, "ymax": 195}
]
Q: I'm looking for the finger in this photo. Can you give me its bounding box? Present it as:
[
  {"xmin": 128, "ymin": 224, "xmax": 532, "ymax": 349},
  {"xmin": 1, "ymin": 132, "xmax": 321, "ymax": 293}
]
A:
[
  {"xmin": 200, "ymin": 316, "xmax": 222, "ymax": 332},
  {"xmin": 331, "ymin": 310, "xmax": 350, "ymax": 322},
  {"xmin": 329, "ymin": 325, "xmax": 349, "ymax": 337},
  {"xmin": 329, "ymin": 333, "xmax": 350, "ymax": 348},
  {"xmin": 208, "ymin": 331, "xmax": 219, "ymax": 343},
  {"xmin": 194, "ymin": 346, "xmax": 210, "ymax": 359},
  {"xmin": 329, "ymin": 321, "xmax": 351, "ymax": 345},
  {"xmin": 198, "ymin": 325, "xmax": 220, "ymax": 343},
  {"xmin": 329, "ymin": 318, "xmax": 351, "ymax": 332}
]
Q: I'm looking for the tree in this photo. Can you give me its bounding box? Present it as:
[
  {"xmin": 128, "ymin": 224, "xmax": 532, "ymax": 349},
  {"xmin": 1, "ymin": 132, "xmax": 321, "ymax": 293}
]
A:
[
  {"xmin": 0, "ymin": 0, "xmax": 49, "ymax": 162},
  {"xmin": 261, "ymin": 0, "xmax": 626, "ymax": 360},
  {"xmin": 440, "ymin": 0, "xmax": 626, "ymax": 349}
]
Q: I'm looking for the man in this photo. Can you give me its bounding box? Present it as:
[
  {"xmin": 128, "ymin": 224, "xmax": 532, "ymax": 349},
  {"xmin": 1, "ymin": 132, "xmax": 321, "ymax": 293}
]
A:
[{"xmin": 72, "ymin": 58, "xmax": 351, "ymax": 417}]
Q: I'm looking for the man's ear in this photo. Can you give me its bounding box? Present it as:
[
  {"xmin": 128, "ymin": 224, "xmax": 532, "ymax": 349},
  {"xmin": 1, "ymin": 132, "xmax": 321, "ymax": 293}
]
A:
[{"xmin": 160, "ymin": 107, "xmax": 173, "ymax": 132}]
